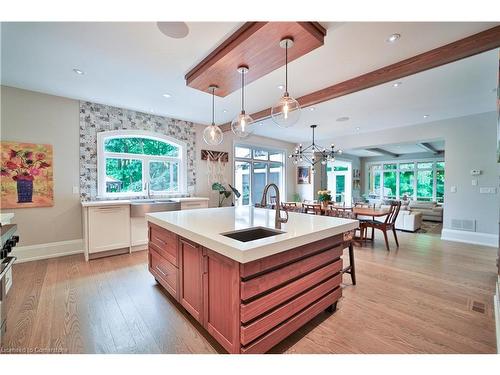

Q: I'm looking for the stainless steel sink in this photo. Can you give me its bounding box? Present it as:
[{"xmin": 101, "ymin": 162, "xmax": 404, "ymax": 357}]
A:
[
  {"xmin": 221, "ymin": 227, "xmax": 285, "ymax": 242},
  {"xmin": 130, "ymin": 199, "xmax": 181, "ymax": 217}
]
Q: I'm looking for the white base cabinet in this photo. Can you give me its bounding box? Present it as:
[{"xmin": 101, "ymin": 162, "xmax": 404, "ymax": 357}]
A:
[
  {"xmin": 82, "ymin": 198, "xmax": 209, "ymax": 261},
  {"xmin": 84, "ymin": 205, "xmax": 130, "ymax": 260}
]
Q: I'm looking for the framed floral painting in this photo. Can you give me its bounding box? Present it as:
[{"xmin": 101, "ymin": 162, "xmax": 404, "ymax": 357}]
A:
[{"xmin": 1, "ymin": 142, "xmax": 54, "ymax": 208}]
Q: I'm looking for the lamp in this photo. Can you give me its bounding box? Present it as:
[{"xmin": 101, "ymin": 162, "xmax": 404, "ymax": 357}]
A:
[
  {"xmin": 231, "ymin": 65, "xmax": 253, "ymax": 138},
  {"xmin": 203, "ymin": 85, "xmax": 223, "ymax": 145},
  {"xmin": 271, "ymin": 38, "xmax": 301, "ymax": 128}
]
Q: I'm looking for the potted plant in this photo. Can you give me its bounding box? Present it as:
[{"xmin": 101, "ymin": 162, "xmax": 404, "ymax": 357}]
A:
[
  {"xmin": 317, "ymin": 190, "xmax": 332, "ymax": 209},
  {"xmin": 212, "ymin": 182, "xmax": 241, "ymax": 207},
  {"xmin": 1, "ymin": 149, "xmax": 50, "ymax": 203}
]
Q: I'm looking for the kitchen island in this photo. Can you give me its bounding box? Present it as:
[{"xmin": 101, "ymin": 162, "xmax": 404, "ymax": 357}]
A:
[{"xmin": 146, "ymin": 206, "xmax": 358, "ymax": 354}]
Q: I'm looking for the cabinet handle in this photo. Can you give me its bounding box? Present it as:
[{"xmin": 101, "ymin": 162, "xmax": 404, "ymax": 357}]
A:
[
  {"xmin": 96, "ymin": 207, "xmax": 124, "ymax": 212},
  {"xmin": 156, "ymin": 264, "xmax": 168, "ymax": 278},
  {"xmin": 153, "ymin": 236, "xmax": 167, "ymax": 246}
]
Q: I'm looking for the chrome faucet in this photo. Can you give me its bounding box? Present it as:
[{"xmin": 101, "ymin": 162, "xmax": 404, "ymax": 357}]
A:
[
  {"xmin": 144, "ymin": 182, "xmax": 151, "ymax": 199},
  {"xmin": 260, "ymin": 183, "xmax": 289, "ymax": 230}
]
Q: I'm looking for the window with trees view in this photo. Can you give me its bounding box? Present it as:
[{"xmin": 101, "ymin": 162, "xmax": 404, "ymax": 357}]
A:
[
  {"xmin": 368, "ymin": 160, "xmax": 444, "ymax": 203},
  {"xmin": 234, "ymin": 145, "xmax": 285, "ymax": 206},
  {"xmin": 97, "ymin": 131, "xmax": 186, "ymax": 197}
]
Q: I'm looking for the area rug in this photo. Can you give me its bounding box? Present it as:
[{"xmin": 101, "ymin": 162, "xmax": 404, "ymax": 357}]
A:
[{"xmin": 417, "ymin": 221, "xmax": 443, "ymax": 234}]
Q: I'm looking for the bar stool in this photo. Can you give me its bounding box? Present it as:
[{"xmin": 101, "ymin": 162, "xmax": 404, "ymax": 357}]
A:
[{"xmin": 325, "ymin": 207, "xmax": 356, "ymax": 285}]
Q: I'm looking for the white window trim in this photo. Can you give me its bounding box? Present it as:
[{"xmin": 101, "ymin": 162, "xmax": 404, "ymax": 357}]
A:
[
  {"xmin": 233, "ymin": 142, "xmax": 287, "ymax": 205},
  {"xmin": 365, "ymin": 157, "xmax": 444, "ymax": 202},
  {"xmin": 97, "ymin": 130, "xmax": 187, "ymax": 198}
]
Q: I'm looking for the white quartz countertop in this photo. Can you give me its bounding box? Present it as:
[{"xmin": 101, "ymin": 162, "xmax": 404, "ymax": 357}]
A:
[
  {"xmin": 81, "ymin": 197, "xmax": 209, "ymax": 207},
  {"xmin": 146, "ymin": 206, "xmax": 358, "ymax": 263},
  {"xmin": 0, "ymin": 212, "xmax": 15, "ymax": 225}
]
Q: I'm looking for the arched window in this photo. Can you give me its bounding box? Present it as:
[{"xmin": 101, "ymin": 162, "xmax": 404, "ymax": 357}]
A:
[{"xmin": 97, "ymin": 130, "xmax": 187, "ymax": 197}]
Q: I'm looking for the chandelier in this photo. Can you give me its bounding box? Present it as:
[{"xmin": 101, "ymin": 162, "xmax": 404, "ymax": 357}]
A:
[{"xmin": 289, "ymin": 125, "xmax": 342, "ymax": 173}]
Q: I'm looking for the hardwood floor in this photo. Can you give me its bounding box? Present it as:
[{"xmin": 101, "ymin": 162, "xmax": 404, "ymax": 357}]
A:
[{"xmin": 2, "ymin": 230, "xmax": 497, "ymax": 354}]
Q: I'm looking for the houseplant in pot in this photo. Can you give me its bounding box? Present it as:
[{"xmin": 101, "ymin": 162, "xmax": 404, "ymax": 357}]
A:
[
  {"xmin": 317, "ymin": 190, "xmax": 332, "ymax": 209},
  {"xmin": 211, "ymin": 182, "xmax": 241, "ymax": 207}
]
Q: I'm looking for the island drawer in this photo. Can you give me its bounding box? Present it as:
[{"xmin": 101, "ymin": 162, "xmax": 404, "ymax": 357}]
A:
[
  {"xmin": 241, "ymin": 276, "xmax": 342, "ymax": 345},
  {"xmin": 149, "ymin": 223, "xmax": 179, "ymax": 266},
  {"xmin": 240, "ymin": 246, "xmax": 343, "ymax": 301},
  {"xmin": 241, "ymin": 261, "xmax": 342, "ymax": 323},
  {"xmin": 149, "ymin": 247, "xmax": 179, "ymax": 299}
]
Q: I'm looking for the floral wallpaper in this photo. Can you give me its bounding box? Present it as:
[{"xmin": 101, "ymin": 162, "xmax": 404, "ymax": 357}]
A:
[{"xmin": 79, "ymin": 101, "xmax": 197, "ymax": 201}]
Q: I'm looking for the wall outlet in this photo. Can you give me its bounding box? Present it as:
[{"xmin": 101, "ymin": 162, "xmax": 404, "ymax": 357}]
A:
[
  {"xmin": 450, "ymin": 185, "xmax": 457, "ymax": 193},
  {"xmin": 73, "ymin": 186, "xmax": 79, "ymax": 194},
  {"xmin": 479, "ymin": 187, "xmax": 497, "ymax": 194},
  {"xmin": 471, "ymin": 179, "xmax": 477, "ymax": 186}
]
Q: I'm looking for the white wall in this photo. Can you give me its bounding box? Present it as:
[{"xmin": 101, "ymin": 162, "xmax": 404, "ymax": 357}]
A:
[
  {"xmin": 0, "ymin": 86, "xmax": 297, "ymax": 251},
  {"xmin": 194, "ymin": 127, "xmax": 296, "ymax": 207},
  {"xmin": 324, "ymin": 112, "xmax": 498, "ymax": 243}
]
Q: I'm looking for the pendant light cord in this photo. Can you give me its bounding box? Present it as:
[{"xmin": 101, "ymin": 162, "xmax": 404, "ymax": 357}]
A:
[
  {"xmin": 241, "ymin": 71, "xmax": 245, "ymax": 113},
  {"xmin": 285, "ymin": 40, "xmax": 288, "ymax": 93},
  {"xmin": 211, "ymin": 87, "xmax": 215, "ymax": 125}
]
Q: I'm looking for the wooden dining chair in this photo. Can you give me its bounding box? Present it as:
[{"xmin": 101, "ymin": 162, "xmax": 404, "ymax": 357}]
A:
[
  {"xmin": 303, "ymin": 203, "xmax": 321, "ymax": 215},
  {"xmin": 363, "ymin": 201, "xmax": 401, "ymax": 251}
]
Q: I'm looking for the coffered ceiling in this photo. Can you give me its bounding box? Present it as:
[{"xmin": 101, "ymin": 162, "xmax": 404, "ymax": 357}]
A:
[{"xmin": 1, "ymin": 22, "xmax": 498, "ymax": 138}]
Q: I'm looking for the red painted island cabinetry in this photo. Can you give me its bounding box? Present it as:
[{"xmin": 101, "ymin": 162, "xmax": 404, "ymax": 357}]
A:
[{"xmin": 148, "ymin": 222, "xmax": 347, "ymax": 354}]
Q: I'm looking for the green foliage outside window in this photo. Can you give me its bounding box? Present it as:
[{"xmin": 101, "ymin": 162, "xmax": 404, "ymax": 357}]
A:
[
  {"xmin": 417, "ymin": 170, "xmax": 433, "ymax": 201},
  {"xmin": 105, "ymin": 137, "xmax": 179, "ymax": 157},
  {"xmin": 105, "ymin": 158, "xmax": 142, "ymax": 193}
]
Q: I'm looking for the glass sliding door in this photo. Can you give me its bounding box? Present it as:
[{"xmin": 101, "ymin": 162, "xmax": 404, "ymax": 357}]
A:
[
  {"xmin": 252, "ymin": 162, "xmax": 268, "ymax": 204},
  {"xmin": 234, "ymin": 161, "xmax": 251, "ymax": 206},
  {"xmin": 234, "ymin": 145, "xmax": 285, "ymax": 206}
]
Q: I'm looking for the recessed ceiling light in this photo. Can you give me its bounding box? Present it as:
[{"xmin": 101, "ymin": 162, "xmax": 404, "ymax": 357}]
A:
[
  {"xmin": 223, "ymin": 109, "xmax": 228, "ymax": 113},
  {"xmin": 392, "ymin": 82, "xmax": 402, "ymax": 88},
  {"xmin": 386, "ymin": 33, "xmax": 401, "ymax": 43},
  {"xmin": 336, "ymin": 116, "xmax": 350, "ymax": 122},
  {"xmin": 162, "ymin": 93, "xmax": 172, "ymax": 98},
  {"xmin": 423, "ymin": 114, "xmax": 430, "ymax": 119},
  {"xmin": 309, "ymin": 107, "xmax": 315, "ymax": 111},
  {"xmin": 355, "ymin": 127, "xmax": 360, "ymax": 131},
  {"xmin": 73, "ymin": 68, "xmax": 84, "ymax": 75},
  {"xmin": 277, "ymin": 84, "xmax": 284, "ymax": 90}
]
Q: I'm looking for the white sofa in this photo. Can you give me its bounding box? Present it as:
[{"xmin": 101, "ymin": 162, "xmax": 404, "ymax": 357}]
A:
[
  {"xmin": 408, "ymin": 201, "xmax": 443, "ymax": 222},
  {"xmin": 358, "ymin": 205, "xmax": 423, "ymax": 232}
]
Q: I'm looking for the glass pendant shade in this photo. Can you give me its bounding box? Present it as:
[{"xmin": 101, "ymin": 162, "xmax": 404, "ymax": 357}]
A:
[
  {"xmin": 203, "ymin": 123, "xmax": 223, "ymax": 145},
  {"xmin": 232, "ymin": 65, "xmax": 253, "ymax": 138},
  {"xmin": 271, "ymin": 94, "xmax": 301, "ymax": 128},
  {"xmin": 231, "ymin": 111, "xmax": 253, "ymax": 138},
  {"xmin": 203, "ymin": 84, "xmax": 224, "ymax": 145}
]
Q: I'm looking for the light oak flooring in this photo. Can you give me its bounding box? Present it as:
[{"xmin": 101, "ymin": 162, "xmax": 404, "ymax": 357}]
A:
[{"xmin": 2, "ymin": 230, "xmax": 498, "ymax": 354}]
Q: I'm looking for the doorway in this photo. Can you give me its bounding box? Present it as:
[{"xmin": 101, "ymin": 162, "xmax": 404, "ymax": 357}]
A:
[{"xmin": 327, "ymin": 160, "xmax": 352, "ymax": 204}]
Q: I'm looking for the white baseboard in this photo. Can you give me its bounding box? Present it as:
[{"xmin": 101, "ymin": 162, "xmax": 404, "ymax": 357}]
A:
[
  {"xmin": 11, "ymin": 239, "xmax": 84, "ymax": 263},
  {"xmin": 441, "ymin": 229, "xmax": 498, "ymax": 248}
]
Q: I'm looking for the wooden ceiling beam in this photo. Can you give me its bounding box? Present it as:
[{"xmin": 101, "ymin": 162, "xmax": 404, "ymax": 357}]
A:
[{"xmin": 220, "ymin": 25, "xmax": 500, "ymax": 132}]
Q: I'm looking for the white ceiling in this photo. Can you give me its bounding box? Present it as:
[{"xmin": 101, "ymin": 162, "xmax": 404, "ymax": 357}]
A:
[
  {"xmin": 1, "ymin": 22, "xmax": 499, "ymax": 136},
  {"xmin": 254, "ymin": 48, "xmax": 499, "ymax": 142},
  {"xmin": 346, "ymin": 140, "xmax": 445, "ymax": 157}
]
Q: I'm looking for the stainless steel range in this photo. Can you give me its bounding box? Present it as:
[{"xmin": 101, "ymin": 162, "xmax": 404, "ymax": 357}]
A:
[{"xmin": 0, "ymin": 223, "xmax": 18, "ymax": 346}]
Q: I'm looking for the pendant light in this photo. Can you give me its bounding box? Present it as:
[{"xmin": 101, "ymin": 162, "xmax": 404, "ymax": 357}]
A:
[
  {"xmin": 271, "ymin": 37, "xmax": 301, "ymax": 128},
  {"xmin": 231, "ymin": 65, "xmax": 253, "ymax": 138},
  {"xmin": 203, "ymin": 85, "xmax": 223, "ymax": 145}
]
